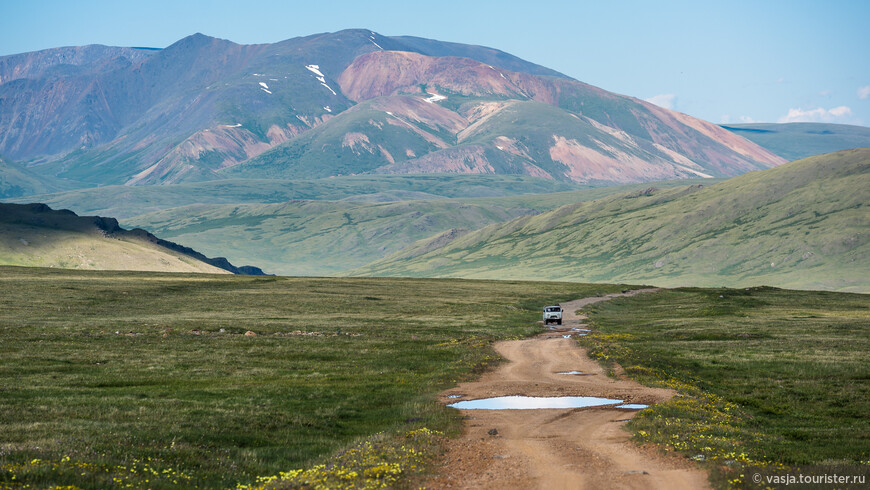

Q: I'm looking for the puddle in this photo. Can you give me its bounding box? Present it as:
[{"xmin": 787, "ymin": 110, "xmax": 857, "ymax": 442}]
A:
[
  {"xmin": 556, "ymin": 371, "xmax": 584, "ymax": 375},
  {"xmin": 562, "ymin": 334, "xmax": 572, "ymax": 338},
  {"xmin": 615, "ymin": 404, "xmax": 649, "ymax": 410},
  {"xmin": 571, "ymin": 328, "xmax": 590, "ymax": 332},
  {"xmin": 447, "ymin": 394, "xmax": 465, "ymax": 399},
  {"xmin": 447, "ymin": 395, "xmax": 623, "ymax": 410}
]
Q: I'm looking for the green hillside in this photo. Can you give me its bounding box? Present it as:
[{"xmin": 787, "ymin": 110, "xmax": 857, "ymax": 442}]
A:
[
  {"xmin": 722, "ymin": 123, "xmax": 870, "ymax": 161},
  {"xmin": 0, "ymin": 156, "xmax": 69, "ymax": 198},
  {"xmin": 0, "ymin": 267, "xmax": 623, "ymax": 488},
  {"xmin": 354, "ymin": 149, "xmax": 870, "ymax": 292},
  {"xmin": 0, "ymin": 203, "xmax": 232, "ymax": 274},
  {"xmin": 121, "ymin": 179, "xmax": 712, "ymax": 276},
  {"xmin": 7, "ymin": 174, "xmax": 584, "ymax": 219},
  {"xmin": 124, "ymin": 199, "xmax": 547, "ymax": 276}
]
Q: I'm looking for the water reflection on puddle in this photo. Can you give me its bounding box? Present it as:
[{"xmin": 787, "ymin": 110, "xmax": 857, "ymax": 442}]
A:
[
  {"xmin": 447, "ymin": 394, "xmax": 464, "ymax": 399},
  {"xmin": 615, "ymin": 404, "xmax": 649, "ymax": 410},
  {"xmin": 556, "ymin": 371, "xmax": 584, "ymax": 375},
  {"xmin": 447, "ymin": 395, "xmax": 623, "ymax": 410}
]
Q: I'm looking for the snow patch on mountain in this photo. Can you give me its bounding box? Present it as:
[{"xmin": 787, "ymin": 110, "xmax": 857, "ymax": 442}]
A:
[
  {"xmin": 369, "ymin": 33, "xmax": 384, "ymax": 50},
  {"xmin": 424, "ymin": 92, "xmax": 447, "ymax": 103},
  {"xmin": 306, "ymin": 64, "xmax": 338, "ymax": 95},
  {"xmin": 305, "ymin": 65, "xmax": 325, "ymax": 78}
]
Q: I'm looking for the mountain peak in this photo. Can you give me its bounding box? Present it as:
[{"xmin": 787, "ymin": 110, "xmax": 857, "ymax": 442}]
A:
[{"xmin": 164, "ymin": 32, "xmax": 235, "ymax": 50}]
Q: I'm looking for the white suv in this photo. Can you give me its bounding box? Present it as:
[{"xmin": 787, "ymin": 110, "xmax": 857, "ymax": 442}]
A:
[{"xmin": 543, "ymin": 305, "xmax": 563, "ymax": 325}]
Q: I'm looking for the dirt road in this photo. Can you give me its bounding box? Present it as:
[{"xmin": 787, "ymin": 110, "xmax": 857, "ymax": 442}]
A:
[{"xmin": 427, "ymin": 290, "xmax": 709, "ymax": 489}]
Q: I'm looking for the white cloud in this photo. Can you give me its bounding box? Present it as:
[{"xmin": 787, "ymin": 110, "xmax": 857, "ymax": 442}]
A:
[
  {"xmin": 721, "ymin": 114, "xmax": 757, "ymax": 124},
  {"xmin": 777, "ymin": 106, "xmax": 853, "ymax": 123},
  {"xmin": 858, "ymin": 85, "xmax": 870, "ymax": 100},
  {"xmin": 645, "ymin": 94, "xmax": 676, "ymax": 110}
]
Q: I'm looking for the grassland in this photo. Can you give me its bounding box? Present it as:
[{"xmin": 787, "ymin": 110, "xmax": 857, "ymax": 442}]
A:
[
  {"xmin": 581, "ymin": 287, "xmax": 870, "ymax": 487},
  {"xmin": 0, "ymin": 157, "xmax": 68, "ymax": 198},
  {"xmin": 0, "ymin": 266, "xmax": 625, "ymax": 489},
  {"xmin": 0, "ymin": 204, "xmax": 231, "ymax": 275},
  {"xmin": 123, "ymin": 199, "xmax": 541, "ymax": 276},
  {"xmin": 357, "ymin": 149, "xmax": 870, "ymax": 293},
  {"xmin": 7, "ymin": 174, "xmax": 584, "ymax": 219},
  {"xmin": 1, "ymin": 266, "xmax": 867, "ymax": 489},
  {"xmin": 121, "ymin": 179, "xmax": 711, "ymax": 276}
]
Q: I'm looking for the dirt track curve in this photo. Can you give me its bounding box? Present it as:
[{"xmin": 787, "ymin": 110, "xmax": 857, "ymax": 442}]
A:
[{"xmin": 427, "ymin": 290, "xmax": 709, "ymax": 489}]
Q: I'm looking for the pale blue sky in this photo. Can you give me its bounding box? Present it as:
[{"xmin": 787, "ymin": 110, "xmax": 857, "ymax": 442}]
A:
[{"xmin": 2, "ymin": 0, "xmax": 868, "ymax": 126}]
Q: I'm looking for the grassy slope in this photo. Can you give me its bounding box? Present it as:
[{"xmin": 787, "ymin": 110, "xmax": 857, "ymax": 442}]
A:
[
  {"xmin": 122, "ymin": 179, "xmax": 714, "ymax": 276},
  {"xmin": 582, "ymin": 287, "xmax": 870, "ymax": 486},
  {"xmin": 0, "ymin": 267, "xmax": 624, "ymax": 489},
  {"xmin": 356, "ymin": 149, "xmax": 869, "ymax": 293},
  {"xmin": 124, "ymin": 199, "xmax": 544, "ymax": 276},
  {"xmin": 0, "ymin": 204, "xmax": 229, "ymax": 274},
  {"xmin": 0, "ymin": 156, "xmax": 70, "ymax": 198},
  {"xmin": 227, "ymin": 91, "xmax": 760, "ymax": 184},
  {"xmin": 223, "ymin": 98, "xmax": 451, "ymax": 180},
  {"xmin": 0, "ymin": 224, "xmax": 227, "ymax": 274},
  {"xmin": 6, "ymin": 174, "xmax": 584, "ymax": 219},
  {"xmin": 721, "ymin": 123, "xmax": 870, "ymax": 162}
]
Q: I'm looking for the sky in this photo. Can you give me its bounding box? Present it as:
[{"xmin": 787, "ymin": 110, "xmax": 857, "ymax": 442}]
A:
[{"xmin": 2, "ymin": 0, "xmax": 868, "ymax": 127}]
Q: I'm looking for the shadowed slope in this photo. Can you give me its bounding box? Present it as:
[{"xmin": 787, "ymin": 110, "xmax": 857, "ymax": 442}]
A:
[{"xmin": 0, "ymin": 203, "xmax": 264, "ymax": 274}]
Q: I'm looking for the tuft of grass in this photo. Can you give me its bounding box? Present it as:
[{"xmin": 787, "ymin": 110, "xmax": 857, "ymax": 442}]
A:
[
  {"xmin": 581, "ymin": 287, "xmax": 870, "ymax": 488},
  {"xmin": 239, "ymin": 428, "xmax": 442, "ymax": 490}
]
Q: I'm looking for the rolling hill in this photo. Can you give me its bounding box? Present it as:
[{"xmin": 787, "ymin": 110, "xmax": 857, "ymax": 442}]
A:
[
  {"xmin": 722, "ymin": 122, "xmax": 870, "ymax": 161},
  {"xmin": 353, "ymin": 149, "xmax": 870, "ymax": 292},
  {"xmin": 0, "ymin": 203, "xmax": 264, "ymax": 274},
  {"xmin": 0, "ymin": 155, "xmax": 69, "ymax": 198},
  {"xmin": 120, "ymin": 179, "xmax": 712, "ymax": 276},
  {"xmin": 123, "ymin": 198, "xmax": 555, "ymax": 276},
  {"xmin": 1, "ymin": 29, "xmax": 783, "ymax": 188},
  {"xmin": 4, "ymin": 174, "xmax": 586, "ymax": 219}
]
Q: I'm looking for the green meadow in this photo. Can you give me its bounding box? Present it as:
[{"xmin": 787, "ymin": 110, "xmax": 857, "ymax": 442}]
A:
[
  {"xmin": 357, "ymin": 149, "xmax": 869, "ymax": 293},
  {"xmin": 0, "ymin": 266, "xmax": 622, "ymax": 489},
  {"xmin": 582, "ymin": 287, "xmax": 870, "ymax": 487},
  {"xmin": 2, "ymin": 266, "xmax": 868, "ymax": 489}
]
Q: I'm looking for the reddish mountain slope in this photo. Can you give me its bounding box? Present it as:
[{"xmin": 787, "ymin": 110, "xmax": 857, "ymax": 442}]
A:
[
  {"xmin": 1, "ymin": 30, "xmax": 784, "ymax": 188},
  {"xmin": 230, "ymin": 49, "xmax": 783, "ymax": 183}
]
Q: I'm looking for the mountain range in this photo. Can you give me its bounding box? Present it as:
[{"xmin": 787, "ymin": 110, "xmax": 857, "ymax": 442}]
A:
[
  {"xmin": 1, "ymin": 29, "xmax": 783, "ymax": 191},
  {"xmin": 1, "ymin": 30, "xmax": 868, "ymax": 292}
]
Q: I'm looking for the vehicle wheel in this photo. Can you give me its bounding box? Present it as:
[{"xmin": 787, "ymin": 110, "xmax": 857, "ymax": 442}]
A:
[{"xmin": 556, "ymin": 320, "xmax": 562, "ymax": 325}]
